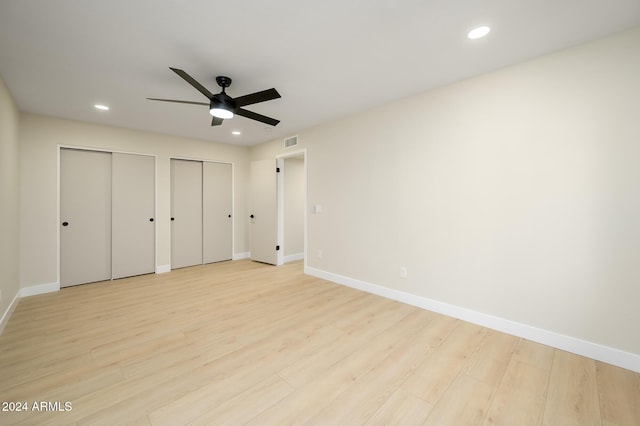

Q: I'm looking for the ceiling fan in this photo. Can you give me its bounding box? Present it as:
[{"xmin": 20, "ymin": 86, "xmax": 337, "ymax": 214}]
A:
[{"xmin": 148, "ymin": 67, "xmax": 281, "ymax": 126}]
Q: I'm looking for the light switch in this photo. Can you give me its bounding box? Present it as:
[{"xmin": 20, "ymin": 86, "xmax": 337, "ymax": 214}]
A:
[{"xmin": 313, "ymin": 204, "xmax": 322, "ymax": 214}]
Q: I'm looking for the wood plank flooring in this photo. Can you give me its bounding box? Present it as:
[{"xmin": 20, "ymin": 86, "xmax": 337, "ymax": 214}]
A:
[{"xmin": 0, "ymin": 260, "xmax": 638, "ymax": 425}]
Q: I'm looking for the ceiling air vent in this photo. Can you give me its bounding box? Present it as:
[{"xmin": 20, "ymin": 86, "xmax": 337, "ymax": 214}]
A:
[{"xmin": 284, "ymin": 135, "xmax": 298, "ymax": 149}]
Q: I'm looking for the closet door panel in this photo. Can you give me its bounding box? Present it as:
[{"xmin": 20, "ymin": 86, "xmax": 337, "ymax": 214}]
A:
[
  {"xmin": 203, "ymin": 162, "xmax": 233, "ymax": 263},
  {"xmin": 60, "ymin": 149, "xmax": 112, "ymax": 287},
  {"xmin": 171, "ymin": 159, "xmax": 203, "ymax": 269},
  {"xmin": 112, "ymin": 153, "xmax": 155, "ymax": 279}
]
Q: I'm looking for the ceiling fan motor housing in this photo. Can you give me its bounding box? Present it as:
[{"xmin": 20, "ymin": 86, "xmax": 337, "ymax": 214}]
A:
[{"xmin": 210, "ymin": 92, "xmax": 236, "ymax": 111}]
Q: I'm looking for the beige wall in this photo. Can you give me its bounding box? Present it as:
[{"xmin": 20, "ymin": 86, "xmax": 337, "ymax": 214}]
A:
[
  {"xmin": 252, "ymin": 28, "xmax": 640, "ymax": 356},
  {"xmin": 283, "ymin": 157, "xmax": 305, "ymax": 256},
  {"xmin": 19, "ymin": 114, "xmax": 250, "ymax": 288},
  {"xmin": 0, "ymin": 75, "xmax": 21, "ymax": 322}
]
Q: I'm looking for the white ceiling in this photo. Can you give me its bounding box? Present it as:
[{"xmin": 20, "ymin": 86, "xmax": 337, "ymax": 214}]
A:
[{"xmin": 1, "ymin": 1, "xmax": 639, "ymax": 146}]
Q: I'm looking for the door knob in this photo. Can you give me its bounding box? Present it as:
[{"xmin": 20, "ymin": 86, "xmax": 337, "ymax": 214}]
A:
[
  {"xmin": 62, "ymin": 221, "xmax": 69, "ymax": 227},
  {"xmin": 149, "ymin": 218, "xmax": 154, "ymax": 222},
  {"xmin": 171, "ymin": 217, "xmax": 175, "ymax": 221},
  {"xmin": 228, "ymin": 214, "xmax": 231, "ymax": 218},
  {"xmin": 250, "ymin": 214, "xmax": 254, "ymax": 218}
]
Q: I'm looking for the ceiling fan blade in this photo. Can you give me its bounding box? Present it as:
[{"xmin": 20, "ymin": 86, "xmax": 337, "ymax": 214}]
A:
[
  {"xmin": 147, "ymin": 98, "xmax": 209, "ymax": 106},
  {"xmin": 234, "ymin": 88, "xmax": 281, "ymax": 107},
  {"xmin": 169, "ymin": 67, "xmax": 213, "ymax": 99},
  {"xmin": 211, "ymin": 116, "xmax": 224, "ymax": 126},
  {"xmin": 235, "ymin": 108, "xmax": 280, "ymax": 126}
]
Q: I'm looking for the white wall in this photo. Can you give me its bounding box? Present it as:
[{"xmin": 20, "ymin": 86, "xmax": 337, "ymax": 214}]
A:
[
  {"xmin": 0, "ymin": 75, "xmax": 21, "ymax": 328},
  {"xmin": 19, "ymin": 114, "xmax": 250, "ymax": 289},
  {"xmin": 252, "ymin": 28, "xmax": 640, "ymax": 360},
  {"xmin": 283, "ymin": 156, "xmax": 305, "ymax": 257}
]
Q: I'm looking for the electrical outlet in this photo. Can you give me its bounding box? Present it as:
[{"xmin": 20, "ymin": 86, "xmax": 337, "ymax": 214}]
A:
[
  {"xmin": 400, "ymin": 267, "xmax": 407, "ymax": 278},
  {"xmin": 317, "ymin": 249, "xmax": 323, "ymax": 259}
]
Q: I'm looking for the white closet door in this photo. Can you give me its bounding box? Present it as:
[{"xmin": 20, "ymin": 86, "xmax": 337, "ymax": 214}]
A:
[
  {"xmin": 250, "ymin": 160, "xmax": 278, "ymax": 265},
  {"xmin": 112, "ymin": 153, "xmax": 155, "ymax": 279},
  {"xmin": 171, "ymin": 159, "xmax": 203, "ymax": 269},
  {"xmin": 203, "ymin": 162, "xmax": 233, "ymax": 263},
  {"xmin": 60, "ymin": 149, "xmax": 112, "ymax": 287}
]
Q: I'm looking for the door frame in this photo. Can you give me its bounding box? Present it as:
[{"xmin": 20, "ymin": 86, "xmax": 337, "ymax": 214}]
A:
[
  {"xmin": 57, "ymin": 145, "xmax": 158, "ymax": 287},
  {"xmin": 276, "ymin": 149, "xmax": 307, "ymax": 267}
]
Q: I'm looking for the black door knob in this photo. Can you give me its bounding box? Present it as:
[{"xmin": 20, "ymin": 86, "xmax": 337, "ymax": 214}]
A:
[
  {"xmin": 250, "ymin": 214, "xmax": 254, "ymax": 218},
  {"xmin": 228, "ymin": 214, "xmax": 231, "ymax": 218},
  {"xmin": 62, "ymin": 221, "xmax": 69, "ymax": 227},
  {"xmin": 149, "ymin": 218, "xmax": 154, "ymax": 222},
  {"xmin": 171, "ymin": 217, "xmax": 175, "ymax": 221}
]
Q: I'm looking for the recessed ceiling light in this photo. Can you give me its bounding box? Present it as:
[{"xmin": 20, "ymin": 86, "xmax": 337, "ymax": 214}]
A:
[
  {"xmin": 232, "ymin": 131, "xmax": 241, "ymax": 135},
  {"xmin": 468, "ymin": 26, "xmax": 490, "ymax": 40},
  {"xmin": 94, "ymin": 104, "xmax": 110, "ymax": 111}
]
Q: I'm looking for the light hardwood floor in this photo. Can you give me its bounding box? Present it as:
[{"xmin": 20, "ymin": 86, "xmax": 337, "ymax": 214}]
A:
[{"xmin": 1, "ymin": 260, "xmax": 638, "ymax": 425}]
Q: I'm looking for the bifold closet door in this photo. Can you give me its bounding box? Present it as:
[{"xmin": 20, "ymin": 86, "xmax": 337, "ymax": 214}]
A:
[
  {"xmin": 112, "ymin": 153, "xmax": 155, "ymax": 279},
  {"xmin": 60, "ymin": 149, "xmax": 112, "ymax": 287},
  {"xmin": 171, "ymin": 159, "xmax": 203, "ymax": 269},
  {"xmin": 203, "ymin": 162, "xmax": 232, "ymax": 263}
]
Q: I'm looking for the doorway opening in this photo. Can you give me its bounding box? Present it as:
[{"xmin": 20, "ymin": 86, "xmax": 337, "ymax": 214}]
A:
[
  {"xmin": 277, "ymin": 151, "xmax": 307, "ymax": 266},
  {"xmin": 249, "ymin": 149, "xmax": 307, "ymax": 266}
]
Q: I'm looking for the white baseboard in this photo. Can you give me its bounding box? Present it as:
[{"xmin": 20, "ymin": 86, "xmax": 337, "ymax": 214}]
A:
[
  {"xmin": 233, "ymin": 252, "xmax": 251, "ymax": 260},
  {"xmin": 21, "ymin": 282, "xmax": 59, "ymax": 297},
  {"xmin": 305, "ymin": 266, "xmax": 640, "ymax": 374},
  {"xmin": 2, "ymin": 282, "xmax": 60, "ymax": 334},
  {"xmin": 156, "ymin": 264, "xmax": 171, "ymax": 274},
  {"xmin": 284, "ymin": 253, "xmax": 304, "ymax": 263},
  {"xmin": 0, "ymin": 290, "xmax": 21, "ymax": 335}
]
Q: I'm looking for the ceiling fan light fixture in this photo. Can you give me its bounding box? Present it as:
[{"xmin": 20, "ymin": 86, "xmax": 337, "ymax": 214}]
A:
[
  {"xmin": 210, "ymin": 107, "xmax": 234, "ymax": 119},
  {"xmin": 210, "ymin": 95, "xmax": 235, "ymax": 119}
]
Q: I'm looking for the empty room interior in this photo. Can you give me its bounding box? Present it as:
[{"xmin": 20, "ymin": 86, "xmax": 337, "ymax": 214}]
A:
[{"xmin": 1, "ymin": 1, "xmax": 639, "ymax": 424}]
